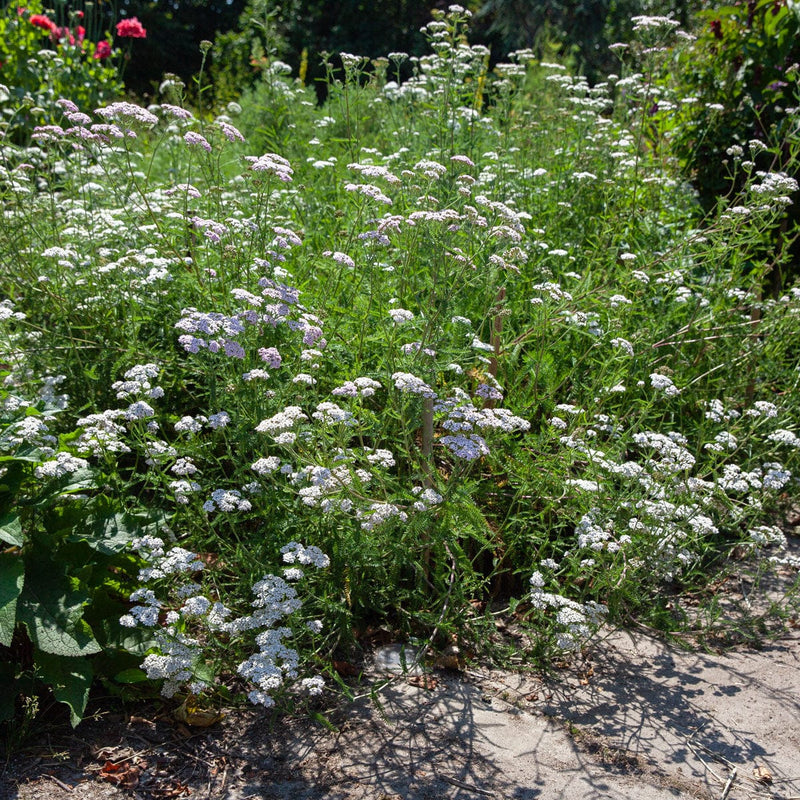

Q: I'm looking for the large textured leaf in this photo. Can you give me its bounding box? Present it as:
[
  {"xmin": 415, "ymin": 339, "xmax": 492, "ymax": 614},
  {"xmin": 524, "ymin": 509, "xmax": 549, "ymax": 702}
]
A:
[
  {"xmin": 55, "ymin": 467, "xmax": 97, "ymax": 494},
  {"xmin": 0, "ymin": 453, "xmax": 40, "ymax": 464},
  {"xmin": 17, "ymin": 565, "xmax": 101, "ymax": 657},
  {"xmin": 34, "ymin": 468, "xmax": 96, "ymax": 508},
  {"xmin": 0, "ymin": 513, "xmax": 24, "ymax": 547},
  {"xmin": 0, "ymin": 553, "xmax": 25, "ymax": 646},
  {"xmin": 35, "ymin": 651, "xmax": 93, "ymax": 727},
  {"xmin": 69, "ymin": 511, "xmax": 162, "ymax": 555},
  {"xmin": 114, "ymin": 667, "xmax": 149, "ymax": 684}
]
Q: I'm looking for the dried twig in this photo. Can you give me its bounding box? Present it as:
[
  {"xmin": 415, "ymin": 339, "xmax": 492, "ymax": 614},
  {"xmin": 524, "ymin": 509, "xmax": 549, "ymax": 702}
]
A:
[
  {"xmin": 45, "ymin": 774, "xmax": 73, "ymax": 793},
  {"xmin": 440, "ymin": 773, "xmax": 495, "ymax": 796},
  {"xmin": 685, "ymin": 739, "xmax": 724, "ymax": 785},
  {"xmin": 719, "ymin": 766, "xmax": 736, "ymax": 800}
]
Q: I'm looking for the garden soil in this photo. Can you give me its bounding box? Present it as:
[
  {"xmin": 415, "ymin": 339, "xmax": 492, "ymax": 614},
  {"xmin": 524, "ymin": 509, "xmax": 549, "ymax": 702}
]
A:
[{"xmin": 3, "ymin": 563, "xmax": 799, "ymax": 800}]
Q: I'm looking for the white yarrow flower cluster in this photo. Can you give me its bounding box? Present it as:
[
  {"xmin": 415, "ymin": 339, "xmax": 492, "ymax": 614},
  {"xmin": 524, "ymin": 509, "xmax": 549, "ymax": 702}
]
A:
[
  {"xmin": 312, "ymin": 402, "xmax": 356, "ymax": 426},
  {"xmin": 112, "ymin": 363, "xmax": 162, "ymax": 400},
  {"xmin": 281, "ymin": 541, "xmax": 331, "ymax": 568},
  {"xmin": 252, "ymin": 456, "xmax": 282, "ymax": 475},
  {"xmin": 256, "ymin": 406, "xmax": 308, "ymax": 444},
  {"xmin": 388, "ymin": 308, "xmax": 414, "ymax": 324},
  {"xmin": 650, "ymin": 373, "xmax": 680, "ymax": 397},
  {"xmin": 332, "ymin": 377, "xmax": 382, "ymax": 398},
  {"xmin": 121, "ymin": 539, "xmax": 328, "ymax": 706},
  {"xmin": 529, "ymin": 577, "xmax": 608, "ymax": 652},
  {"xmin": 34, "ymin": 451, "xmax": 89, "ymax": 479},
  {"xmin": 392, "ymin": 372, "xmax": 437, "ymax": 398},
  {"xmin": 203, "ymin": 488, "xmax": 253, "ymax": 513}
]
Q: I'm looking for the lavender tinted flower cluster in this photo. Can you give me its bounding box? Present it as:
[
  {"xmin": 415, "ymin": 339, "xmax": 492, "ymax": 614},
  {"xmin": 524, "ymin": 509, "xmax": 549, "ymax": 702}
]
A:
[
  {"xmin": 190, "ymin": 215, "xmax": 227, "ymax": 243},
  {"xmin": 184, "ymin": 131, "xmax": 212, "ymax": 152},
  {"xmin": 437, "ymin": 395, "xmax": 530, "ymax": 460},
  {"xmin": 95, "ymin": 101, "xmax": 159, "ymax": 128},
  {"xmin": 392, "ymin": 372, "xmax": 437, "ymax": 398},
  {"xmin": 175, "ymin": 308, "xmax": 246, "ymax": 356},
  {"xmin": 332, "ymin": 377, "xmax": 382, "ymax": 398},
  {"xmin": 246, "ymin": 153, "xmax": 294, "ymax": 182},
  {"xmin": 175, "ymin": 268, "xmax": 318, "ymax": 365}
]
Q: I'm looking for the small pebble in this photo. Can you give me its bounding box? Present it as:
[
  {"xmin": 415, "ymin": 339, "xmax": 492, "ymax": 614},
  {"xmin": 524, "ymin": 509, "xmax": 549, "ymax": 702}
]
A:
[{"xmin": 372, "ymin": 644, "xmax": 424, "ymax": 675}]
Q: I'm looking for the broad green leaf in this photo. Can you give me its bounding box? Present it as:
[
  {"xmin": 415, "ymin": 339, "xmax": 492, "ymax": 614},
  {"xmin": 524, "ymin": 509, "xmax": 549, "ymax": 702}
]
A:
[
  {"xmin": 69, "ymin": 511, "xmax": 161, "ymax": 555},
  {"xmin": 113, "ymin": 667, "xmax": 148, "ymax": 684},
  {"xmin": 56, "ymin": 467, "xmax": 97, "ymax": 494},
  {"xmin": 0, "ymin": 513, "xmax": 24, "ymax": 547},
  {"xmin": 98, "ymin": 619, "xmax": 156, "ymax": 656},
  {"xmin": 193, "ymin": 661, "xmax": 216, "ymax": 685},
  {"xmin": 0, "ymin": 553, "xmax": 24, "ymax": 646},
  {"xmin": 35, "ymin": 651, "xmax": 93, "ymax": 727},
  {"xmin": 17, "ymin": 565, "xmax": 101, "ymax": 657},
  {"xmin": 34, "ymin": 468, "xmax": 96, "ymax": 507},
  {"xmin": 0, "ymin": 453, "xmax": 40, "ymax": 464}
]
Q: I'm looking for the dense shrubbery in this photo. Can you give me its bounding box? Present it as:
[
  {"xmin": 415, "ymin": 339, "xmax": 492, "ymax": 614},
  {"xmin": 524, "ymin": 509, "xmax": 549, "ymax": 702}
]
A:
[
  {"xmin": 1, "ymin": 6, "xmax": 799, "ymax": 729},
  {"xmin": 0, "ymin": 0, "xmax": 149, "ymax": 144},
  {"xmin": 653, "ymin": 0, "xmax": 800, "ymax": 286},
  {"xmin": 661, "ymin": 0, "xmax": 799, "ymax": 205}
]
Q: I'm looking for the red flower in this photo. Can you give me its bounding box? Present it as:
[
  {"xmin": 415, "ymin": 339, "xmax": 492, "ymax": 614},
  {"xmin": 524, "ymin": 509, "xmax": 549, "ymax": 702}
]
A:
[
  {"xmin": 53, "ymin": 26, "xmax": 75, "ymax": 45},
  {"xmin": 29, "ymin": 13, "xmax": 56, "ymax": 32},
  {"xmin": 94, "ymin": 40, "xmax": 112, "ymax": 59},
  {"xmin": 115, "ymin": 16, "xmax": 146, "ymax": 38},
  {"xmin": 75, "ymin": 25, "xmax": 85, "ymax": 43}
]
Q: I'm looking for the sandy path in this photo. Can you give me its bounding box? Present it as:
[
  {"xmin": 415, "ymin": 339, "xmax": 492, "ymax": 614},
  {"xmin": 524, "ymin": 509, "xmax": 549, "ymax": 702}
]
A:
[{"xmin": 4, "ymin": 621, "xmax": 799, "ymax": 800}]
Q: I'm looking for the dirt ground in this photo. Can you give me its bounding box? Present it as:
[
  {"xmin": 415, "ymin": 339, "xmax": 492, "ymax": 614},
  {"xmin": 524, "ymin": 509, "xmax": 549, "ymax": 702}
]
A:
[{"xmin": 3, "ymin": 561, "xmax": 799, "ymax": 800}]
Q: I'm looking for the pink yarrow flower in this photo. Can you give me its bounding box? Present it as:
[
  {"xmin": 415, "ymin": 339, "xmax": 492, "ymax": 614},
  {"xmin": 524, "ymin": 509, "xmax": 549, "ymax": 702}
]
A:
[{"xmin": 184, "ymin": 131, "xmax": 212, "ymax": 152}]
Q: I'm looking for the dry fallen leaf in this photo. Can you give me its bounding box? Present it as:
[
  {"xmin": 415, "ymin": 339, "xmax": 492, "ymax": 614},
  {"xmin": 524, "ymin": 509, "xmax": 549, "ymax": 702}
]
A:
[
  {"xmin": 433, "ymin": 645, "xmax": 463, "ymax": 671},
  {"xmin": 174, "ymin": 722, "xmax": 192, "ymax": 738},
  {"xmin": 98, "ymin": 760, "xmax": 143, "ymax": 788},
  {"xmin": 332, "ymin": 659, "xmax": 359, "ymax": 676},
  {"xmin": 753, "ymin": 765, "xmax": 773, "ymax": 785},
  {"xmin": 93, "ymin": 745, "xmax": 134, "ymax": 761},
  {"xmin": 173, "ymin": 697, "xmax": 224, "ymax": 727},
  {"xmin": 407, "ymin": 674, "xmax": 439, "ymax": 690}
]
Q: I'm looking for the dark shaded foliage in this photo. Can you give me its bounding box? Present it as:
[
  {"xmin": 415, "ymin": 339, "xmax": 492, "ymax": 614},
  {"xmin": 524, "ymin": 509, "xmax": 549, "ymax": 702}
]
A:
[{"xmin": 117, "ymin": 0, "xmax": 246, "ymax": 95}]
